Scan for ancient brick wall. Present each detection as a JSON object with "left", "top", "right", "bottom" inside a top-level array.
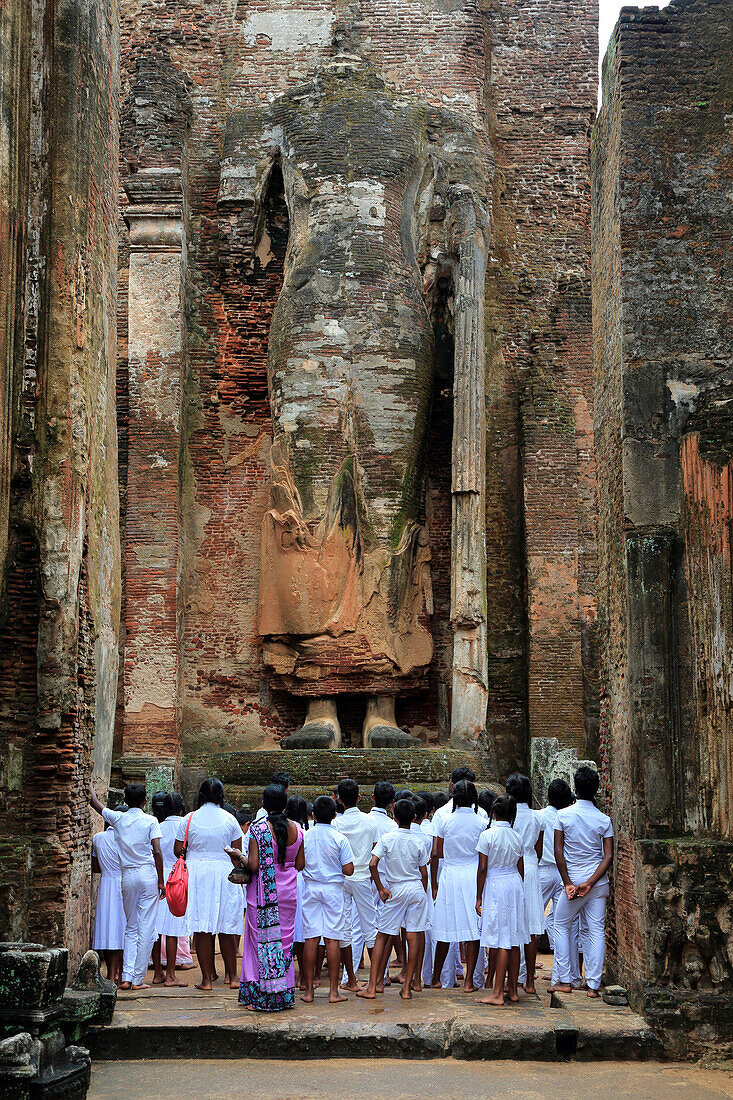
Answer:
[
  {"left": 592, "top": 0, "right": 733, "bottom": 1051},
  {"left": 116, "top": 0, "right": 597, "bottom": 774},
  {"left": 0, "top": 0, "right": 120, "bottom": 963}
]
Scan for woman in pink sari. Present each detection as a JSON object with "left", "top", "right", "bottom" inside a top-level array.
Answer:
[{"left": 238, "top": 784, "right": 304, "bottom": 1011}]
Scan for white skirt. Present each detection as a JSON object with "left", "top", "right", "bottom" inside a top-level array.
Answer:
[
  {"left": 523, "top": 856, "right": 545, "bottom": 937},
  {"left": 92, "top": 875, "right": 126, "bottom": 951},
  {"left": 480, "top": 869, "right": 529, "bottom": 950},
  {"left": 183, "top": 858, "right": 245, "bottom": 935},
  {"left": 432, "top": 861, "right": 479, "bottom": 942},
  {"left": 157, "top": 863, "right": 188, "bottom": 937},
  {"left": 294, "top": 872, "right": 304, "bottom": 944}
]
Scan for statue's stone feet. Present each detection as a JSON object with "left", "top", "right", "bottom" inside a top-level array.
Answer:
[
  {"left": 281, "top": 698, "right": 342, "bottom": 750},
  {"left": 362, "top": 695, "right": 420, "bottom": 748},
  {"left": 365, "top": 725, "right": 422, "bottom": 749}
]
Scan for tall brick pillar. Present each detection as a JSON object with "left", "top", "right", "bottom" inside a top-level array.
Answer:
[{"left": 122, "top": 168, "right": 184, "bottom": 770}]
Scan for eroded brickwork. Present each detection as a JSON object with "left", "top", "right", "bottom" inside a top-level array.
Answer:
[
  {"left": 592, "top": 0, "right": 733, "bottom": 1053},
  {"left": 0, "top": 0, "right": 120, "bottom": 963}
]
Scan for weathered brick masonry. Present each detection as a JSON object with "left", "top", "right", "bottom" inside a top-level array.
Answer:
[
  {"left": 115, "top": 0, "right": 598, "bottom": 774},
  {"left": 0, "top": 0, "right": 120, "bottom": 962},
  {"left": 592, "top": 0, "right": 733, "bottom": 1054}
]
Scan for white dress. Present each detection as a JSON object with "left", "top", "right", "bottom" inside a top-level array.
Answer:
[
  {"left": 92, "top": 831, "right": 126, "bottom": 951},
  {"left": 513, "top": 803, "right": 545, "bottom": 937},
  {"left": 476, "top": 822, "right": 529, "bottom": 950},
  {"left": 175, "top": 804, "right": 245, "bottom": 935},
  {"left": 431, "top": 807, "right": 485, "bottom": 942},
  {"left": 157, "top": 815, "right": 188, "bottom": 937}
]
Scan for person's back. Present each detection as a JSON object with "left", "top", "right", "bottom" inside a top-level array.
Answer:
[
  {"left": 438, "top": 808, "right": 484, "bottom": 864},
  {"left": 186, "top": 803, "right": 240, "bottom": 862},
  {"left": 93, "top": 829, "right": 122, "bottom": 878},
  {"left": 373, "top": 827, "right": 426, "bottom": 887},
  {"left": 338, "top": 805, "right": 378, "bottom": 880},
  {"left": 539, "top": 804, "right": 559, "bottom": 865},
  {"left": 159, "top": 814, "right": 184, "bottom": 869},
  {"left": 105, "top": 805, "right": 160, "bottom": 872},
  {"left": 556, "top": 799, "right": 613, "bottom": 885},
  {"left": 303, "top": 820, "right": 352, "bottom": 885},
  {"left": 477, "top": 822, "right": 523, "bottom": 871}
]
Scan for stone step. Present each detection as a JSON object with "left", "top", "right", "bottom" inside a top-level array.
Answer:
[
  {"left": 180, "top": 747, "right": 495, "bottom": 787},
  {"left": 88, "top": 982, "right": 665, "bottom": 1062}
]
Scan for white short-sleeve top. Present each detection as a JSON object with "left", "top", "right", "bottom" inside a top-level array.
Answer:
[
  {"left": 555, "top": 800, "right": 614, "bottom": 885},
  {"left": 101, "top": 806, "right": 161, "bottom": 872},
  {"left": 539, "top": 805, "right": 559, "bottom": 866},
  {"left": 373, "top": 828, "right": 428, "bottom": 886},
  {"left": 92, "top": 829, "right": 122, "bottom": 878},
  {"left": 175, "top": 803, "right": 242, "bottom": 863},
  {"left": 302, "top": 823, "right": 355, "bottom": 885},
  {"left": 435, "top": 806, "right": 486, "bottom": 864},
  {"left": 475, "top": 821, "right": 523, "bottom": 870},
  {"left": 159, "top": 815, "right": 184, "bottom": 867},
  {"left": 513, "top": 802, "right": 543, "bottom": 858}
]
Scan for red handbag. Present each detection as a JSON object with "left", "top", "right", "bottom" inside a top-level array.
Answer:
[{"left": 165, "top": 812, "right": 192, "bottom": 917}]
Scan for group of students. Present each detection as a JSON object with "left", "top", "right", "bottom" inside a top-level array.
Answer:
[{"left": 88, "top": 762, "right": 614, "bottom": 1008}]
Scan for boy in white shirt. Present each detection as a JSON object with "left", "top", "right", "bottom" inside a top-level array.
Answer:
[
  {"left": 551, "top": 766, "right": 614, "bottom": 998},
  {"left": 335, "top": 779, "right": 379, "bottom": 987},
  {"left": 357, "top": 798, "right": 429, "bottom": 1002},
  {"left": 301, "top": 795, "right": 355, "bottom": 1004},
  {"left": 89, "top": 781, "right": 164, "bottom": 990}
]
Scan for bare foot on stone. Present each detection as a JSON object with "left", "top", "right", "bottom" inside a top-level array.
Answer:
[
  {"left": 130, "top": 983, "right": 150, "bottom": 991},
  {"left": 477, "top": 995, "right": 504, "bottom": 1006},
  {"left": 119, "top": 982, "right": 132, "bottom": 991},
  {"left": 400, "top": 989, "right": 412, "bottom": 1001},
  {"left": 356, "top": 989, "right": 376, "bottom": 999},
  {"left": 164, "top": 978, "right": 188, "bottom": 987},
  {"left": 300, "top": 992, "right": 314, "bottom": 1003},
  {"left": 329, "top": 992, "right": 348, "bottom": 1004},
  {"left": 548, "top": 984, "right": 573, "bottom": 993},
  {"left": 152, "top": 976, "right": 166, "bottom": 985},
  {"left": 341, "top": 980, "right": 362, "bottom": 992},
  {"left": 195, "top": 982, "right": 213, "bottom": 992},
  {"left": 524, "top": 984, "right": 536, "bottom": 995},
  {"left": 412, "top": 981, "right": 422, "bottom": 992},
  {"left": 587, "top": 989, "right": 601, "bottom": 998}
]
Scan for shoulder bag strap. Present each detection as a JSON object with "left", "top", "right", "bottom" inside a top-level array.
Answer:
[{"left": 182, "top": 812, "right": 193, "bottom": 859}]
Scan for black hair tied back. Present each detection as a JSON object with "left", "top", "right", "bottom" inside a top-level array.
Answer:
[{"left": 263, "top": 783, "right": 289, "bottom": 865}]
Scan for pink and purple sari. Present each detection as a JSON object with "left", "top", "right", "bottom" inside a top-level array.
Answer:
[{"left": 239, "top": 818, "right": 299, "bottom": 1012}]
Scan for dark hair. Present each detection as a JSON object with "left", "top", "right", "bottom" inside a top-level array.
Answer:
[
  {"left": 478, "top": 790, "right": 496, "bottom": 818},
  {"left": 124, "top": 783, "right": 146, "bottom": 809},
  {"left": 113, "top": 802, "right": 128, "bottom": 813},
  {"left": 151, "top": 791, "right": 167, "bottom": 821},
  {"left": 306, "top": 801, "right": 314, "bottom": 818},
  {"left": 452, "top": 779, "right": 478, "bottom": 811},
  {"left": 337, "top": 778, "right": 359, "bottom": 808},
  {"left": 236, "top": 808, "right": 253, "bottom": 829},
  {"left": 574, "top": 765, "right": 600, "bottom": 803},
  {"left": 451, "top": 766, "right": 475, "bottom": 785},
  {"left": 262, "top": 784, "right": 289, "bottom": 865},
  {"left": 506, "top": 773, "right": 533, "bottom": 805},
  {"left": 413, "top": 796, "right": 428, "bottom": 822},
  {"left": 313, "top": 795, "right": 337, "bottom": 824},
  {"left": 286, "top": 794, "right": 309, "bottom": 830},
  {"left": 547, "top": 778, "right": 574, "bottom": 810},
  {"left": 416, "top": 790, "right": 434, "bottom": 814},
  {"left": 492, "top": 794, "right": 517, "bottom": 825},
  {"left": 432, "top": 791, "right": 450, "bottom": 811},
  {"left": 223, "top": 802, "right": 238, "bottom": 819},
  {"left": 197, "top": 777, "right": 225, "bottom": 808},
  {"left": 373, "top": 781, "right": 396, "bottom": 809},
  {"left": 394, "top": 798, "right": 415, "bottom": 827},
  {"left": 394, "top": 788, "right": 414, "bottom": 802},
  {"left": 163, "top": 791, "right": 185, "bottom": 819},
  {"left": 271, "top": 771, "right": 290, "bottom": 790}
]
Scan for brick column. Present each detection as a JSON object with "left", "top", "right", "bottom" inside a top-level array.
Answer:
[{"left": 122, "top": 168, "right": 184, "bottom": 764}]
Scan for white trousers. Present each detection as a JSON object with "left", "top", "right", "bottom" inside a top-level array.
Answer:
[
  {"left": 539, "top": 865, "right": 581, "bottom": 986},
  {"left": 553, "top": 880, "right": 608, "bottom": 990},
  {"left": 121, "top": 866, "right": 159, "bottom": 985},
  {"left": 341, "top": 878, "right": 377, "bottom": 958}
]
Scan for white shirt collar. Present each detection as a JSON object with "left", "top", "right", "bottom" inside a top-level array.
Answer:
[
  {"left": 342, "top": 806, "right": 361, "bottom": 817},
  {"left": 493, "top": 820, "right": 511, "bottom": 829},
  {"left": 371, "top": 807, "right": 388, "bottom": 815}
]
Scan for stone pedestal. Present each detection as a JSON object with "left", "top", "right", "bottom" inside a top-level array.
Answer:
[{"left": 0, "top": 944, "right": 117, "bottom": 1100}]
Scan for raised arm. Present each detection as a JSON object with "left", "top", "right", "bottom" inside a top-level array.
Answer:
[{"left": 89, "top": 780, "right": 105, "bottom": 817}]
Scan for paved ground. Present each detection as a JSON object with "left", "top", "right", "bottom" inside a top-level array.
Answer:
[
  {"left": 89, "top": 1057, "right": 733, "bottom": 1100},
  {"left": 88, "top": 952, "right": 660, "bottom": 1062}
]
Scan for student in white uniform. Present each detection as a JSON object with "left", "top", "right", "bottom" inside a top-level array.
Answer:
[
  {"left": 551, "top": 766, "right": 614, "bottom": 998},
  {"left": 174, "top": 778, "right": 244, "bottom": 992},
  {"left": 475, "top": 794, "right": 528, "bottom": 1005},
  {"left": 357, "top": 798, "right": 429, "bottom": 1002},
  {"left": 285, "top": 794, "right": 309, "bottom": 988},
  {"left": 431, "top": 781, "right": 485, "bottom": 992},
  {"left": 88, "top": 781, "right": 164, "bottom": 991},
  {"left": 506, "top": 774, "right": 544, "bottom": 995},
  {"left": 409, "top": 795, "right": 433, "bottom": 990},
  {"left": 91, "top": 814, "right": 126, "bottom": 986},
  {"left": 335, "top": 779, "right": 378, "bottom": 987},
  {"left": 300, "top": 795, "right": 355, "bottom": 1004},
  {"left": 153, "top": 791, "right": 189, "bottom": 987},
  {"left": 430, "top": 769, "right": 489, "bottom": 989},
  {"left": 539, "top": 779, "right": 581, "bottom": 988}
]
